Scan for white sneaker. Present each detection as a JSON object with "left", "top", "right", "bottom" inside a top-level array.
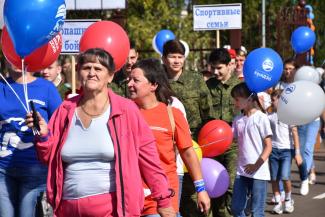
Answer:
[
  {"left": 300, "top": 180, "right": 309, "bottom": 196},
  {"left": 271, "top": 191, "right": 285, "bottom": 204},
  {"left": 272, "top": 202, "right": 283, "bottom": 214},
  {"left": 280, "top": 191, "right": 285, "bottom": 202},
  {"left": 284, "top": 199, "right": 294, "bottom": 213},
  {"left": 309, "top": 173, "right": 316, "bottom": 185}
]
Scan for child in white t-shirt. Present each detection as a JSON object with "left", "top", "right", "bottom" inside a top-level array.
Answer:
[
  {"left": 230, "top": 82, "right": 273, "bottom": 217},
  {"left": 268, "top": 89, "right": 302, "bottom": 214}
]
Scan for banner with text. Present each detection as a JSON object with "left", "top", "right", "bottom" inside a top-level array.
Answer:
[
  {"left": 60, "top": 20, "right": 99, "bottom": 54},
  {"left": 65, "top": 0, "right": 126, "bottom": 10},
  {"left": 193, "top": 4, "right": 242, "bottom": 31}
]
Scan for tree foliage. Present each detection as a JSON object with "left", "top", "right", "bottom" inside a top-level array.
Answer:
[
  {"left": 126, "top": 0, "right": 325, "bottom": 68},
  {"left": 1, "top": 0, "right": 324, "bottom": 72}
]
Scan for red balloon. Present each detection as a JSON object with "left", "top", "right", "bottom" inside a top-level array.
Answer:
[
  {"left": 79, "top": 21, "right": 130, "bottom": 72},
  {"left": 198, "top": 120, "right": 233, "bottom": 158},
  {"left": 1, "top": 26, "right": 62, "bottom": 72}
]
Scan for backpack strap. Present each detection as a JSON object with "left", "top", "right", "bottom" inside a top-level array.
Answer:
[{"left": 166, "top": 105, "right": 175, "bottom": 144}]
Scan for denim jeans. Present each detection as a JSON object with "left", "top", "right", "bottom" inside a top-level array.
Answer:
[
  {"left": 298, "top": 119, "right": 320, "bottom": 181},
  {"left": 231, "top": 175, "right": 268, "bottom": 217},
  {"left": 0, "top": 165, "right": 47, "bottom": 217},
  {"left": 177, "top": 175, "right": 183, "bottom": 217},
  {"left": 269, "top": 148, "right": 293, "bottom": 180}
]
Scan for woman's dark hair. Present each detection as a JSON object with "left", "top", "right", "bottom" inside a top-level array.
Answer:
[
  {"left": 162, "top": 39, "right": 185, "bottom": 57},
  {"left": 77, "top": 48, "right": 115, "bottom": 73},
  {"left": 231, "top": 82, "right": 265, "bottom": 113},
  {"left": 132, "top": 58, "right": 174, "bottom": 105},
  {"left": 270, "top": 89, "right": 283, "bottom": 99}
]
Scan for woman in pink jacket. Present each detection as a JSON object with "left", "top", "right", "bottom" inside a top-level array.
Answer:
[{"left": 26, "top": 48, "right": 175, "bottom": 217}]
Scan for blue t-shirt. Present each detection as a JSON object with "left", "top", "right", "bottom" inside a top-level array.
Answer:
[{"left": 0, "top": 77, "right": 62, "bottom": 168}]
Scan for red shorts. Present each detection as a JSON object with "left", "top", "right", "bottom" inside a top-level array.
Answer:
[{"left": 57, "top": 192, "right": 118, "bottom": 217}]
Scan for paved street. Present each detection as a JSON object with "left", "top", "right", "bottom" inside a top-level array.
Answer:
[{"left": 265, "top": 142, "right": 325, "bottom": 217}]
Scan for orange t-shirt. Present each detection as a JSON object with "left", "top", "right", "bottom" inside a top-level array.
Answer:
[{"left": 140, "top": 102, "right": 192, "bottom": 215}]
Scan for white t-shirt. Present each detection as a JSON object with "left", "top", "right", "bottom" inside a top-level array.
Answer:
[
  {"left": 268, "top": 112, "right": 294, "bottom": 149},
  {"left": 274, "top": 82, "right": 290, "bottom": 90},
  {"left": 171, "top": 96, "right": 187, "bottom": 175},
  {"left": 232, "top": 110, "right": 272, "bottom": 180},
  {"left": 171, "top": 96, "right": 187, "bottom": 119}
]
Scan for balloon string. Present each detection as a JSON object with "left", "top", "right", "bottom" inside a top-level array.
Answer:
[
  {"left": 21, "top": 58, "right": 30, "bottom": 113},
  {"left": 21, "top": 59, "right": 38, "bottom": 135},
  {"left": 247, "top": 93, "right": 254, "bottom": 101},
  {"left": 0, "top": 73, "right": 28, "bottom": 113},
  {"left": 196, "top": 138, "right": 229, "bottom": 148}
]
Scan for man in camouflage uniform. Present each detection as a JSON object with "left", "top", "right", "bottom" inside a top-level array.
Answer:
[
  {"left": 41, "top": 59, "right": 70, "bottom": 100},
  {"left": 162, "top": 39, "right": 215, "bottom": 217},
  {"left": 109, "top": 41, "right": 139, "bottom": 97},
  {"left": 206, "top": 48, "right": 241, "bottom": 217}
]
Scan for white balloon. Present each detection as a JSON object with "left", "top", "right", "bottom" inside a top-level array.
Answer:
[
  {"left": 294, "top": 65, "right": 321, "bottom": 84},
  {"left": 316, "top": 67, "right": 324, "bottom": 77},
  {"left": 180, "top": 40, "right": 190, "bottom": 58},
  {"left": 152, "top": 34, "right": 161, "bottom": 55},
  {"left": 278, "top": 81, "right": 325, "bottom": 125}
]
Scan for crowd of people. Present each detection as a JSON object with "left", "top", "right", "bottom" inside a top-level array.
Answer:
[{"left": 0, "top": 38, "right": 325, "bottom": 217}]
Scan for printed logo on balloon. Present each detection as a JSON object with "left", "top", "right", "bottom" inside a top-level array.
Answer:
[
  {"left": 278, "top": 81, "right": 325, "bottom": 125},
  {"left": 280, "top": 84, "right": 296, "bottom": 105},
  {"left": 244, "top": 48, "right": 283, "bottom": 93},
  {"left": 262, "top": 59, "right": 274, "bottom": 72},
  {"left": 4, "top": 0, "right": 66, "bottom": 57},
  {"left": 284, "top": 84, "right": 296, "bottom": 94},
  {"left": 47, "top": 4, "right": 66, "bottom": 40},
  {"left": 1, "top": 26, "right": 63, "bottom": 72}
]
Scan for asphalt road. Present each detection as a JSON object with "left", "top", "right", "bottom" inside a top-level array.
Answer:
[{"left": 265, "top": 143, "right": 325, "bottom": 217}]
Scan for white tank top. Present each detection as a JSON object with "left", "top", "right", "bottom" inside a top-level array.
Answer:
[{"left": 61, "top": 106, "right": 116, "bottom": 199}]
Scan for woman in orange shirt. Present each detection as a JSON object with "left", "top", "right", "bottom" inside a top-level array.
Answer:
[{"left": 127, "top": 58, "right": 210, "bottom": 216}]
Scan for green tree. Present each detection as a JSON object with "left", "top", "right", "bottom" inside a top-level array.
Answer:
[
  {"left": 127, "top": 0, "right": 324, "bottom": 67},
  {"left": 127, "top": 0, "right": 215, "bottom": 70},
  {"left": 1, "top": 0, "right": 323, "bottom": 70}
]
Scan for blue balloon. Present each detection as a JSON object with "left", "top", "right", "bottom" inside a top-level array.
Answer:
[
  {"left": 4, "top": 0, "right": 66, "bottom": 57},
  {"left": 307, "top": 12, "right": 315, "bottom": 20},
  {"left": 155, "top": 30, "right": 176, "bottom": 54},
  {"left": 305, "top": 5, "right": 313, "bottom": 12},
  {"left": 243, "top": 48, "right": 283, "bottom": 92},
  {"left": 291, "top": 26, "right": 316, "bottom": 54}
]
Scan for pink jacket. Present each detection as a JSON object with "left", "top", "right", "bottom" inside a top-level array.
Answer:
[{"left": 36, "top": 89, "right": 172, "bottom": 217}]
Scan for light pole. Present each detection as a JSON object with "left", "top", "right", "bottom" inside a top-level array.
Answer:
[{"left": 262, "top": 0, "right": 266, "bottom": 47}]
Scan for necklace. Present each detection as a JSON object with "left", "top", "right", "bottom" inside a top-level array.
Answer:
[{"left": 80, "top": 97, "right": 109, "bottom": 117}]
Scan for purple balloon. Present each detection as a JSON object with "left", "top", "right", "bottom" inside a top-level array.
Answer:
[{"left": 201, "top": 158, "right": 230, "bottom": 198}]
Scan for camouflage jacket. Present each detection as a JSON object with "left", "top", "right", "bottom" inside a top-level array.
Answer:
[
  {"left": 109, "top": 70, "right": 129, "bottom": 97},
  {"left": 169, "top": 70, "right": 216, "bottom": 139},
  {"left": 57, "top": 82, "right": 70, "bottom": 100},
  {"left": 205, "top": 75, "right": 241, "bottom": 123}
]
